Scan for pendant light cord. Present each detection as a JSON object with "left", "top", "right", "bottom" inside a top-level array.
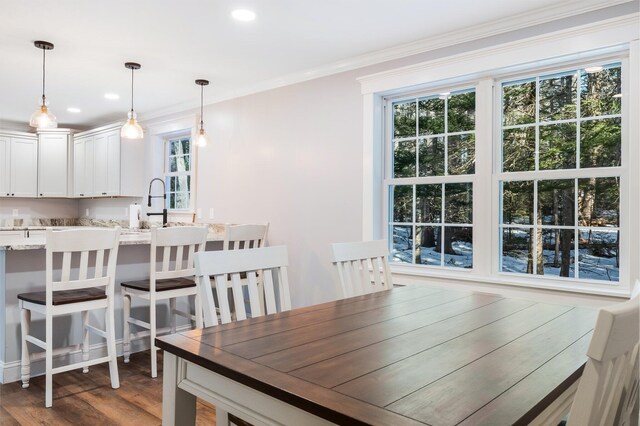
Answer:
[
  {"left": 200, "top": 85, "right": 204, "bottom": 128},
  {"left": 130, "top": 67, "right": 135, "bottom": 112},
  {"left": 41, "top": 48, "right": 46, "bottom": 105}
]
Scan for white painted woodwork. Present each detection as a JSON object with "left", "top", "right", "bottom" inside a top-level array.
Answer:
[
  {"left": 0, "top": 136, "right": 10, "bottom": 196},
  {"left": 195, "top": 246, "right": 292, "bottom": 328},
  {"left": 9, "top": 137, "right": 38, "bottom": 198},
  {"left": 93, "top": 132, "right": 108, "bottom": 196},
  {"left": 37, "top": 131, "right": 69, "bottom": 197},
  {"left": 121, "top": 226, "right": 208, "bottom": 378},
  {"left": 567, "top": 296, "right": 640, "bottom": 425},
  {"left": 330, "top": 239, "right": 393, "bottom": 299},
  {"left": 223, "top": 223, "right": 269, "bottom": 250},
  {"left": 18, "top": 227, "right": 121, "bottom": 407},
  {"left": 73, "top": 137, "right": 87, "bottom": 197},
  {"left": 73, "top": 125, "right": 143, "bottom": 198}
]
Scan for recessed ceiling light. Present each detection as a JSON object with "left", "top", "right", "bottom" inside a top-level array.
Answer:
[
  {"left": 231, "top": 9, "right": 256, "bottom": 22},
  {"left": 584, "top": 66, "right": 603, "bottom": 73},
  {"left": 67, "top": 107, "right": 81, "bottom": 113},
  {"left": 104, "top": 93, "right": 120, "bottom": 100}
]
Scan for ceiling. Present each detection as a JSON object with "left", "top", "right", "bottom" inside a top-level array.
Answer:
[{"left": 0, "top": 0, "right": 628, "bottom": 129}]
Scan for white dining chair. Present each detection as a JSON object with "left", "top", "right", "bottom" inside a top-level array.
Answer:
[
  {"left": 121, "top": 226, "right": 208, "bottom": 378},
  {"left": 223, "top": 223, "right": 269, "bottom": 250},
  {"left": 566, "top": 295, "right": 639, "bottom": 425},
  {"left": 194, "top": 245, "right": 291, "bottom": 426},
  {"left": 18, "top": 227, "right": 121, "bottom": 407},
  {"left": 195, "top": 245, "right": 291, "bottom": 327},
  {"left": 330, "top": 239, "right": 393, "bottom": 299}
]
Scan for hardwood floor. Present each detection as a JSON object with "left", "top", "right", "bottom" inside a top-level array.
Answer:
[{"left": 0, "top": 351, "right": 216, "bottom": 425}]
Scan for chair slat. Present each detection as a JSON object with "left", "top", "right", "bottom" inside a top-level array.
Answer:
[
  {"left": 61, "top": 252, "right": 72, "bottom": 282},
  {"left": 214, "top": 275, "right": 233, "bottom": 324},
  {"left": 162, "top": 246, "right": 171, "bottom": 272},
  {"left": 231, "top": 272, "right": 247, "bottom": 321},
  {"left": 186, "top": 244, "right": 195, "bottom": 272},
  {"left": 175, "top": 246, "right": 184, "bottom": 271},
  {"left": 198, "top": 275, "right": 219, "bottom": 328},
  {"left": 278, "top": 267, "right": 291, "bottom": 312},
  {"left": 79, "top": 251, "right": 89, "bottom": 280},
  {"left": 263, "top": 270, "right": 277, "bottom": 315},
  {"left": 246, "top": 272, "right": 261, "bottom": 317},
  {"left": 94, "top": 249, "right": 105, "bottom": 279}
]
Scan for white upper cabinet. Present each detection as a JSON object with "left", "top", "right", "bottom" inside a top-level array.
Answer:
[
  {"left": 0, "top": 134, "right": 38, "bottom": 198},
  {"left": 72, "top": 124, "right": 143, "bottom": 198},
  {"left": 0, "top": 136, "right": 10, "bottom": 196},
  {"left": 38, "top": 131, "right": 70, "bottom": 197}
]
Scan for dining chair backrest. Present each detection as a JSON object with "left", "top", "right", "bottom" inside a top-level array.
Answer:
[
  {"left": 330, "top": 239, "right": 393, "bottom": 298},
  {"left": 46, "top": 227, "right": 121, "bottom": 304},
  {"left": 567, "top": 295, "right": 639, "bottom": 426},
  {"left": 195, "top": 246, "right": 291, "bottom": 327},
  {"left": 150, "top": 226, "right": 208, "bottom": 283},
  {"left": 223, "top": 223, "right": 269, "bottom": 250}
]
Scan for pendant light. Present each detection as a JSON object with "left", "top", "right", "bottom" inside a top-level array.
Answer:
[
  {"left": 29, "top": 41, "right": 57, "bottom": 129},
  {"left": 195, "top": 79, "right": 209, "bottom": 147},
  {"left": 120, "top": 62, "right": 144, "bottom": 139}
]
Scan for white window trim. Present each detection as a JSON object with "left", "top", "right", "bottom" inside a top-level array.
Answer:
[{"left": 359, "top": 14, "right": 639, "bottom": 297}]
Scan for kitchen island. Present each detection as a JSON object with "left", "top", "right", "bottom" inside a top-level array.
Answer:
[{"left": 0, "top": 224, "right": 225, "bottom": 383}]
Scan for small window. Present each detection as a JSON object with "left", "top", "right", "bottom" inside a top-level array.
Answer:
[{"left": 165, "top": 136, "right": 192, "bottom": 210}]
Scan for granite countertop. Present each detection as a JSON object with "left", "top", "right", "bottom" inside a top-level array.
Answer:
[{"left": 0, "top": 219, "right": 226, "bottom": 250}]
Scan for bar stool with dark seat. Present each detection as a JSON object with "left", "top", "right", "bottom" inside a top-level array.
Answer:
[
  {"left": 121, "top": 225, "right": 208, "bottom": 378},
  {"left": 18, "top": 227, "right": 122, "bottom": 407}
]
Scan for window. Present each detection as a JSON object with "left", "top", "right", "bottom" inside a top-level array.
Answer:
[
  {"left": 499, "top": 63, "right": 622, "bottom": 282},
  {"left": 165, "top": 136, "right": 192, "bottom": 210},
  {"left": 388, "top": 89, "right": 475, "bottom": 268}
]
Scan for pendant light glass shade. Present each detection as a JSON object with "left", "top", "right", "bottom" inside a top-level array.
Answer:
[
  {"left": 121, "top": 62, "right": 144, "bottom": 139},
  {"left": 30, "top": 103, "right": 57, "bottom": 129},
  {"left": 121, "top": 110, "right": 144, "bottom": 139},
  {"left": 196, "top": 127, "right": 208, "bottom": 147},
  {"left": 195, "top": 79, "right": 210, "bottom": 147},
  {"left": 30, "top": 41, "right": 57, "bottom": 129}
]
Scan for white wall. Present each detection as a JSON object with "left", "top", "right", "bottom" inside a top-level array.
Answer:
[{"left": 150, "top": 3, "right": 637, "bottom": 309}]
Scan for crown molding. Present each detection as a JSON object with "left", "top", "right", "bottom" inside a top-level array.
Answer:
[
  {"left": 139, "top": 0, "right": 637, "bottom": 123},
  {"left": 358, "top": 13, "right": 639, "bottom": 95}
]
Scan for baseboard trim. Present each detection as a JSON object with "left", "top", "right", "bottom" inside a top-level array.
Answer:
[{"left": 0, "top": 325, "right": 193, "bottom": 384}]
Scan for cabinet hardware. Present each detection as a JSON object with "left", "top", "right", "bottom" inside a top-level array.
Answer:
[{"left": 102, "top": 192, "right": 107, "bottom": 195}]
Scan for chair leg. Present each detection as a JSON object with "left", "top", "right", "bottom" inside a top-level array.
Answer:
[
  {"left": 122, "top": 290, "right": 131, "bottom": 364},
  {"left": 45, "top": 313, "right": 53, "bottom": 408},
  {"left": 169, "top": 298, "right": 176, "bottom": 334},
  {"left": 20, "top": 307, "right": 31, "bottom": 389},
  {"left": 105, "top": 301, "right": 120, "bottom": 389},
  {"left": 81, "top": 310, "right": 90, "bottom": 373},
  {"left": 194, "top": 293, "right": 203, "bottom": 329},
  {"left": 150, "top": 300, "right": 157, "bottom": 378}
]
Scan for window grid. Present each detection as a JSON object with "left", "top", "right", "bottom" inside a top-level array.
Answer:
[
  {"left": 498, "top": 63, "right": 622, "bottom": 283},
  {"left": 388, "top": 88, "right": 476, "bottom": 269},
  {"left": 165, "top": 136, "right": 192, "bottom": 211}
]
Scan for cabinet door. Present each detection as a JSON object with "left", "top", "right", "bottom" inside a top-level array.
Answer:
[
  {"left": 73, "top": 138, "right": 86, "bottom": 196},
  {"left": 10, "top": 137, "right": 38, "bottom": 197},
  {"left": 106, "top": 130, "right": 120, "bottom": 195},
  {"left": 38, "top": 133, "right": 68, "bottom": 197},
  {"left": 93, "top": 133, "right": 108, "bottom": 196},
  {"left": 84, "top": 138, "right": 95, "bottom": 196},
  {"left": 0, "top": 137, "right": 10, "bottom": 197}
]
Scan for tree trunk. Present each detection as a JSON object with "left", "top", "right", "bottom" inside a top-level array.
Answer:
[
  {"left": 560, "top": 187, "right": 574, "bottom": 277},
  {"left": 535, "top": 195, "right": 544, "bottom": 275},
  {"left": 414, "top": 227, "right": 422, "bottom": 263},
  {"left": 553, "top": 189, "right": 560, "bottom": 267}
]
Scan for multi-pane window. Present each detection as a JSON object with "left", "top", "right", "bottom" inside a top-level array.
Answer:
[
  {"left": 165, "top": 136, "right": 192, "bottom": 210},
  {"left": 388, "top": 89, "right": 475, "bottom": 268},
  {"left": 499, "top": 63, "right": 621, "bottom": 282}
]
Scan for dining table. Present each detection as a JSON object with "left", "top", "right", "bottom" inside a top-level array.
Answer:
[{"left": 155, "top": 284, "right": 598, "bottom": 425}]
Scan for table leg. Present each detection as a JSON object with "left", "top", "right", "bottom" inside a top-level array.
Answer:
[{"left": 162, "top": 352, "right": 197, "bottom": 426}]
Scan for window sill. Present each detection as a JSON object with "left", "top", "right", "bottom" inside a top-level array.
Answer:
[{"left": 389, "top": 263, "right": 631, "bottom": 299}]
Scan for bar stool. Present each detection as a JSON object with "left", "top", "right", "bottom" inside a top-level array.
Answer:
[
  {"left": 121, "top": 226, "right": 208, "bottom": 378},
  {"left": 18, "top": 227, "right": 121, "bottom": 407}
]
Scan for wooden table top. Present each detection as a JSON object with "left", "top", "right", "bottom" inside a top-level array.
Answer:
[{"left": 156, "top": 285, "right": 598, "bottom": 425}]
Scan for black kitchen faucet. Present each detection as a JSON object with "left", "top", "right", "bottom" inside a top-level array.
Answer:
[{"left": 147, "top": 178, "right": 167, "bottom": 227}]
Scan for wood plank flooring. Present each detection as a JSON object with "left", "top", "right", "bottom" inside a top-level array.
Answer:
[{"left": 0, "top": 351, "right": 216, "bottom": 425}]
